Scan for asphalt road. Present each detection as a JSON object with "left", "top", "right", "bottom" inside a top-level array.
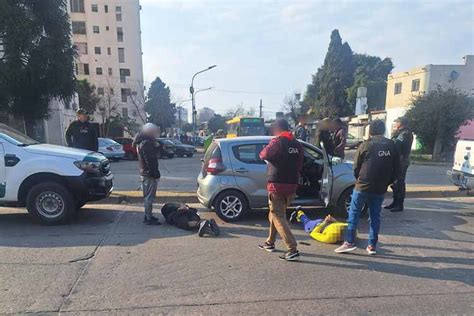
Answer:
[
  {"left": 0, "top": 196, "right": 473, "bottom": 314},
  {"left": 110, "top": 149, "right": 452, "bottom": 192}
]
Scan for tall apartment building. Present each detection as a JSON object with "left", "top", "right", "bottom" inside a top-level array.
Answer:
[
  {"left": 69, "top": 0, "right": 145, "bottom": 135},
  {"left": 385, "top": 55, "right": 474, "bottom": 137}
]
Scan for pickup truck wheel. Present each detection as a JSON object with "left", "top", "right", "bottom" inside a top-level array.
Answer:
[
  {"left": 186, "top": 153, "right": 194, "bottom": 158},
  {"left": 26, "top": 182, "right": 75, "bottom": 225},
  {"left": 214, "top": 190, "right": 248, "bottom": 222}
]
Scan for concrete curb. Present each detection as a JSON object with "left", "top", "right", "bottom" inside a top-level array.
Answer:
[
  {"left": 98, "top": 186, "right": 472, "bottom": 205},
  {"left": 411, "top": 160, "right": 451, "bottom": 167}
]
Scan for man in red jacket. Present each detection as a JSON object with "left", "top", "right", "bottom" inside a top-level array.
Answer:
[{"left": 258, "top": 119, "right": 304, "bottom": 261}]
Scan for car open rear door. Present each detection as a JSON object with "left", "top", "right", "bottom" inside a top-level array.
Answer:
[{"left": 320, "top": 143, "right": 333, "bottom": 207}]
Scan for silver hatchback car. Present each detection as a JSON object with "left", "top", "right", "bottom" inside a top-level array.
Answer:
[{"left": 197, "top": 136, "right": 356, "bottom": 222}]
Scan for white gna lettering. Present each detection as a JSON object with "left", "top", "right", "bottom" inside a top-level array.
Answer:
[
  {"left": 289, "top": 147, "right": 299, "bottom": 154},
  {"left": 378, "top": 150, "right": 391, "bottom": 157}
]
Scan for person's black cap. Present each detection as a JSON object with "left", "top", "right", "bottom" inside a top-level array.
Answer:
[
  {"left": 369, "top": 119, "right": 386, "bottom": 136},
  {"left": 272, "top": 118, "right": 290, "bottom": 131},
  {"left": 394, "top": 116, "right": 408, "bottom": 126},
  {"left": 76, "top": 108, "right": 88, "bottom": 115}
]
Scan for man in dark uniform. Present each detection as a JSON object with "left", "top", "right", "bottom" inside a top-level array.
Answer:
[
  {"left": 258, "top": 119, "right": 304, "bottom": 261},
  {"left": 65, "top": 109, "right": 98, "bottom": 151},
  {"left": 294, "top": 115, "right": 309, "bottom": 142},
  {"left": 385, "top": 117, "right": 414, "bottom": 212},
  {"left": 335, "top": 120, "right": 400, "bottom": 255}
]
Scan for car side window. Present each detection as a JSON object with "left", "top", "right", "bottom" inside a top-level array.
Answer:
[
  {"left": 232, "top": 144, "right": 266, "bottom": 164},
  {"left": 303, "top": 145, "right": 323, "bottom": 161}
]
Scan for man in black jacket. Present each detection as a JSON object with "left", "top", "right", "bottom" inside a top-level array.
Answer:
[
  {"left": 133, "top": 123, "right": 161, "bottom": 225},
  {"left": 385, "top": 117, "right": 414, "bottom": 212},
  {"left": 335, "top": 120, "right": 400, "bottom": 255},
  {"left": 65, "top": 109, "right": 98, "bottom": 151},
  {"left": 161, "top": 203, "right": 220, "bottom": 236}
]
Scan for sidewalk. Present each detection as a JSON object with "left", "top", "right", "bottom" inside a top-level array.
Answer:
[{"left": 107, "top": 184, "right": 470, "bottom": 204}]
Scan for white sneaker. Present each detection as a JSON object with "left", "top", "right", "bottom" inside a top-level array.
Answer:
[{"left": 335, "top": 242, "right": 357, "bottom": 253}]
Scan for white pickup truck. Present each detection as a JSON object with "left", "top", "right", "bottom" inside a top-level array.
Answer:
[
  {"left": 447, "top": 139, "right": 473, "bottom": 191},
  {"left": 0, "top": 123, "right": 113, "bottom": 224}
]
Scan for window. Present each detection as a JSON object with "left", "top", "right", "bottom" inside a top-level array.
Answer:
[
  {"left": 104, "top": 5, "right": 108, "bottom": 13},
  {"left": 72, "top": 21, "right": 86, "bottom": 34},
  {"left": 94, "top": 46, "right": 101, "bottom": 54},
  {"left": 70, "top": 0, "right": 85, "bottom": 13},
  {"left": 120, "top": 68, "right": 130, "bottom": 83},
  {"left": 411, "top": 79, "right": 420, "bottom": 92},
  {"left": 394, "top": 82, "right": 402, "bottom": 95},
  {"left": 91, "top": 4, "right": 98, "bottom": 12},
  {"left": 116, "top": 6, "right": 122, "bottom": 12},
  {"left": 108, "top": 67, "right": 113, "bottom": 75},
  {"left": 117, "top": 27, "right": 123, "bottom": 42},
  {"left": 107, "top": 47, "right": 111, "bottom": 55},
  {"left": 106, "top": 26, "right": 110, "bottom": 31},
  {"left": 116, "top": 12, "right": 122, "bottom": 21},
  {"left": 121, "top": 88, "right": 131, "bottom": 102},
  {"left": 232, "top": 144, "right": 265, "bottom": 164},
  {"left": 83, "top": 63, "right": 90, "bottom": 75},
  {"left": 75, "top": 42, "right": 88, "bottom": 55},
  {"left": 110, "top": 88, "right": 114, "bottom": 95},
  {"left": 118, "top": 48, "right": 125, "bottom": 63},
  {"left": 96, "top": 67, "right": 103, "bottom": 75},
  {"left": 93, "top": 25, "right": 100, "bottom": 34},
  {"left": 97, "top": 87, "right": 104, "bottom": 95},
  {"left": 122, "top": 107, "right": 129, "bottom": 119}
]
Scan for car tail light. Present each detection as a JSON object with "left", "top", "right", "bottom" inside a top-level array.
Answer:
[{"left": 207, "top": 157, "right": 226, "bottom": 175}]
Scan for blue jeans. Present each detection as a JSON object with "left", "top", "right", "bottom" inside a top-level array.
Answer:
[
  {"left": 299, "top": 213, "right": 323, "bottom": 233},
  {"left": 345, "top": 190, "right": 384, "bottom": 247}
]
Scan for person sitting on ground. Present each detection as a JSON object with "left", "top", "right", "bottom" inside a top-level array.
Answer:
[
  {"left": 289, "top": 207, "right": 347, "bottom": 244},
  {"left": 161, "top": 203, "right": 220, "bottom": 237}
]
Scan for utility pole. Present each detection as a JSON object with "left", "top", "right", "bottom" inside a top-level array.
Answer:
[
  {"left": 178, "top": 107, "right": 182, "bottom": 134},
  {"left": 259, "top": 99, "right": 263, "bottom": 118}
]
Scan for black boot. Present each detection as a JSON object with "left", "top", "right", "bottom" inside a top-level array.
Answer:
[
  {"left": 209, "top": 219, "right": 220, "bottom": 236},
  {"left": 198, "top": 220, "right": 213, "bottom": 237},
  {"left": 390, "top": 202, "right": 404, "bottom": 212},
  {"left": 384, "top": 201, "right": 396, "bottom": 210}
]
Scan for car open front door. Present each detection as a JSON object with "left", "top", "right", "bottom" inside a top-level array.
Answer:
[
  {"left": 0, "top": 143, "right": 5, "bottom": 199},
  {"left": 320, "top": 143, "right": 333, "bottom": 207}
]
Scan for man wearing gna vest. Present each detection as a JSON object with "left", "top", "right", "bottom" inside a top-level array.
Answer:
[
  {"left": 335, "top": 120, "right": 400, "bottom": 255},
  {"left": 258, "top": 119, "right": 304, "bottom": 261}
]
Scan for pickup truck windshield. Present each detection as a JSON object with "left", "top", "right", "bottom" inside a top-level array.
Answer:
[{"left": 0, "top": 124, "right": 39, "bottom": 146}]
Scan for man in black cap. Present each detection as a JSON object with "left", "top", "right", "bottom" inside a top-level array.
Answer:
[
  {"left": 385, "top": 117, "right": 413, "bottom": 212},
  {"left": 65, "top": 109, "right": 99, "bottom": 151}
]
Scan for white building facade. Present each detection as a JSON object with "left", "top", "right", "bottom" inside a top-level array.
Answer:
[{"left": 69, "top": 0, "right": 145, "bottom": 135}]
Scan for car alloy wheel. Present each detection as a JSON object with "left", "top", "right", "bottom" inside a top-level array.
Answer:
[
  {"left": 36, "top": 191, "right": 65, "bottom": 219},
  {"left": 220, "top": 195, "right": 243, "bottom": 219}
]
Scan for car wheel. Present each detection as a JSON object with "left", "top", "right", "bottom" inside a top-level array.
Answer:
[
  {"left": 186, "top": 153, "right": 193, "bottom": 158},
  {"left": 335, "top": 187, "right": 368, "bottom": 219},
  {"left": 177, "top": 154, "right": 184, "bottom": 158},
  {"left": 167, "top": 154, "right": 175, "bottom": 159},
  {"left": 26, "top": 182, "right": 75, "bottom": 225},
  {"left": 214, "top": 190, "right": 249, "bottom": 222}
]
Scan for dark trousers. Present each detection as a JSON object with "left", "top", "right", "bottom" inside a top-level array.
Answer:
[{"left": 391, "top": 162, "right": 409, "bottom": 204}]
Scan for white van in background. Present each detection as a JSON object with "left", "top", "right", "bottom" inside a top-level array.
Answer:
[{"left": 448, "top": 139, "right": 474, "bottom": 191}]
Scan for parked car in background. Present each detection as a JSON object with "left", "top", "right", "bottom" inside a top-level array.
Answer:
[
  {"left": 167, "top": 138, "right": 195, "bottom": 157},
  {"left": 447, "top": 139, "right": 474, "bottom": 191},
  {"left": 0, "top": 123, "right": 113, "bottom": 225},
  {"left": 197, "top": 136, "right": 356, "bottom": 222},
  {"left": 98, "top": 138, "right": 125, "bottom": 161},
  {"left": 157, "top": 138, "right": 176, "bottom": 159},
  {"left": 114, "top": 137, "right": 137, "bottom": 160},
  {"left": 345, "top": 133, "right": 363, "bottom": 149}
]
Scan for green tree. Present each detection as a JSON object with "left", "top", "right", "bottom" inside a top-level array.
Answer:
[
  {"left": 346, "top": 54, "right": 393, "bottom": 112},
  {"left": 0, "top": 0, "right": 75, "bottom": 121},
  {"left": 404, "top": 87, "right": 474, "bottom": 160},
  {"left": 304, "top": 30, "right": 354, "bottom": 118},
  {"left": 145, "top": 77, "right": 175, "bottom": 130},
  {"left": 208, "top": 114, "right": 226, "bottom": 133},
  {"left": 75, "top": 79, "right": 100, "bottom": 114}
]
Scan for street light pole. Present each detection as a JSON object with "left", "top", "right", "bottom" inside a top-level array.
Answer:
[{"left": 190, "top": 65, "right": 216, "bottom": 145}]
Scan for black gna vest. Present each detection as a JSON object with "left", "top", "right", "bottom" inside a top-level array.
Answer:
[{"left": 267, "top": 136, "right": 301, "bottom": 184}]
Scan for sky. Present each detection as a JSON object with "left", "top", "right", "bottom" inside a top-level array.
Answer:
[{"left": 140, "top": 0, "right": 474, "bottom": 120}]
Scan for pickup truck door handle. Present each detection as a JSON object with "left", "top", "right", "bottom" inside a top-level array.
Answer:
[{"left": 235, "top": 168, "right": 248, "bottom": 173}]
